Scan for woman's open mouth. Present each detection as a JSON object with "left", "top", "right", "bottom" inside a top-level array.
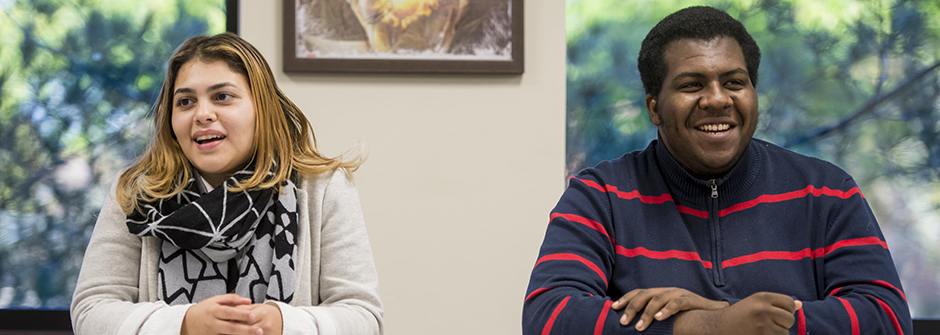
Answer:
[{"left": 193, "top": 134, "right": 226, "bottom": 149}]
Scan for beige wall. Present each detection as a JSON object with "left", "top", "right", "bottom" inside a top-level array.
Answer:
[{"left": 239, "top": 1, "right": 565, "bottom": 334}]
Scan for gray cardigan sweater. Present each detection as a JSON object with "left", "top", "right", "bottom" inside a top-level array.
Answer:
[{"left": 71, "top": 169, "right": 383, "bottom": 335}]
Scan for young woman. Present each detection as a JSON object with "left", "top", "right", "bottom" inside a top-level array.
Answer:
[{"left": 71, "top": 33, "right": 383, "bottom": 335}]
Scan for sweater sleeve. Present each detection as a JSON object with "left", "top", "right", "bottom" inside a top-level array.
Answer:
[
  {"left": 70, "top": 180, "right": 181, "bottom": 335},
  {"left": 523, "top": 173, "right": 676, "bottom": 335},
  {"left": 796, "top": 177, "right": 912, "bottom": 335},
  {"left": 279, "top": 170, "right": 384, "bottom": 335}
]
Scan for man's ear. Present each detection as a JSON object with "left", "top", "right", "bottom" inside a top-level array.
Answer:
[{"left": 645, "top": 93, "right": 662, "bottom": 126}]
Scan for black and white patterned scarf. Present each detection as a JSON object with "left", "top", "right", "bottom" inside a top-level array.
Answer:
[{"left": 126, "top": 170, "right": 297, "bottom": 305}]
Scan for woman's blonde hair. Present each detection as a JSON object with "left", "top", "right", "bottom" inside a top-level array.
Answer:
[{"left": 116, "top": 32, "right": 361, "bottom": 215}]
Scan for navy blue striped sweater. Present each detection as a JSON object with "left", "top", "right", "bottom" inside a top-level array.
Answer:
[{"left": 523, "top": 139, "right": 911, "bottom": 335}]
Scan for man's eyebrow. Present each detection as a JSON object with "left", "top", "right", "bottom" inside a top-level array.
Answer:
[
  {"left": 721, "top": 68, "right": 748, "bottom": 77},
  {"left": 173, "top": 82, "right": 237, "bottom": 96},
  {"left": 673, "top": 72, "right": 706, "bottom": 81},
  {"left": 672, "top": 68, "right": 748, "bottom": 81}
]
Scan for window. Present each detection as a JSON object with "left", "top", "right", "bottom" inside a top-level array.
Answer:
[{"left": 0, "top": 0, "right": 234, "bottom": 328}]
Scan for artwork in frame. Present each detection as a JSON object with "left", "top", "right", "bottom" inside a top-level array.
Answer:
[{"left": 283, "top": 0, "right": 523, "bottom": 74}]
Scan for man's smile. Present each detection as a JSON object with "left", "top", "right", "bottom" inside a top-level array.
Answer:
[{"left": 696, "top": 123, "right": 732, "bottom": 132}]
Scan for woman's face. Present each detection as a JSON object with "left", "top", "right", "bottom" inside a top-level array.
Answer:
[{"left": 171, "top": 60, "right": 256, "bottom": 188}]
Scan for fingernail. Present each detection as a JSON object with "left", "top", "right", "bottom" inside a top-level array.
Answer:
[
  {"left": 249, "top": 313, "right": 256, "bottom": 321},
  {"left": 636, "top": 319, "right": 644, "bottom": 330},
  {"left": 655, "top": 311, "right": 662, "bottom": 319},
  {"left": 256, "top": 329, "right": 263, "bottom": 335},
  {"left": 620, "top": 314, "right": 627, "bottom": 325}
]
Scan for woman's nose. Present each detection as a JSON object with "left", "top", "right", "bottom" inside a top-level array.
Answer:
[{"left": 194, "top": 101, "right": 216, "bottom": 124}]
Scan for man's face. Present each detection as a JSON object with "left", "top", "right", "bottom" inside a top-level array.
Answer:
[{"left": 645, "top": 36, "right": 758, "bottom": 178}]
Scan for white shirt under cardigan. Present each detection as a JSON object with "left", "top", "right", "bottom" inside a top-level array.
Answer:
[{"left": 71, "top": 168, "right": 383, "bottom": 335}]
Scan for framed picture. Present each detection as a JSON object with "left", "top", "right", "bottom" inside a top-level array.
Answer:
[{"left": 283, "top": 0, "right": 524, "bottom": 74}]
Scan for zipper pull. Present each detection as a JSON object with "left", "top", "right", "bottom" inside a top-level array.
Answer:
[{"left": 710, "top": 179, "right": 718, "bottom": 199}]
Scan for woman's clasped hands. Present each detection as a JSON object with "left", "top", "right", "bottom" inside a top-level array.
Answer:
[{"left": 181, "top": 294, "right": 283, "bottom": 335}]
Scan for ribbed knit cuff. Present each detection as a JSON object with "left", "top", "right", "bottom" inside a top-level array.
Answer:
[{"left": 640, "top": 316, "right": 677, "bottom": 335}]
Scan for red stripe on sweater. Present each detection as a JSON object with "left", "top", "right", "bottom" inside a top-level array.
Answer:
[
  {"left": 605, "top": 186, "right": 674, "bottom": 204},
  {"left": 676, "top": 205, "right": 708, "bottom": 218},
  {"left": 798, "top": 306, "right": 806, "bottom": 335},
  {"left": 837, "top": 297, "right": 860, "bottom": 335},
  {"left": 820, "top": 237, "right": 889, "bottom": 256},
  {"left": 869, "top": 280, "right": 907, "bottom": 302},
  {"left": 572, "top": 178, "right": 710, "bottom": 218},
  {"left": 543, "top": 296, "right": 571, "bottom": 335},
  {"left": 830, "top": 280, "right": 906, "bottom": 302},
  {"left": 526, "top": 286, "right": 555, "bottom": 302},
  {"left": 573, "top": 177, "right": 674, "bottom": 204},
  {"left": 865, "top": 294, "right": 904, "bottom": 335},
  {"left": 535, "top": 253, "right": 608, "bottom": 286},
  {"left": 722, "top": 249, "right": 814, "bottom": 268},
  {"left": 551, "top": 213, "right": 614, "bottom": 246},
  {"left": 615, "top": 245, "right": 713, "bottom": 269},
  {"left": 721, "top": 237, "right": 888, "bottom": 268},
  {"left": 719, "top": 185, "right": 864, "bottom": 217},
  {"left": 575, "top": 177, "right": 607, "bottom": 193},
  {"left": 594, "top": 300, "right": 613, "bottom": 335}
]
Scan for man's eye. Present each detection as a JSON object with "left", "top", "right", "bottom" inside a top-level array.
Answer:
[
  {"left": 680, "top": 83, "right": 701, "bottom": 90},
  {"left": 725, "top": 80, "right": 745, "bottom": 89}
]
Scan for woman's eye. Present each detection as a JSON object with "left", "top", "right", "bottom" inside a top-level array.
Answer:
[
  {"left": 216, "top": 93, "right": 232, "bottom": 101},
  {"left": 176, "top": 98, "right": 193, "bottom": 107}
]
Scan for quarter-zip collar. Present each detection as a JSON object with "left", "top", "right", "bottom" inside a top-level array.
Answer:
[
  {"left": 653, "top": 136, "right": 763, "bottom": 288},
  {"left": 653, "top": 135, "right": 762, "bottom": 207}
]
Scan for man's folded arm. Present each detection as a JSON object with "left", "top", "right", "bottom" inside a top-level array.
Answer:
[
  {"left": 522, "top": 174, "right": 677, "bottom": 335},
  {"left": 798, "top": 178, "right": 912, "bottom": 335}
]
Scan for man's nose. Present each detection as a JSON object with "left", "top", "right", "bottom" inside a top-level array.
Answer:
[{"left": 698, "top": 82, "right": 732, "bottom": 111}]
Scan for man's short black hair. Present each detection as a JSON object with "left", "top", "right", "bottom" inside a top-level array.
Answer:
[{"left": 638, "top": 6, "right": 761, "bottom": 97}]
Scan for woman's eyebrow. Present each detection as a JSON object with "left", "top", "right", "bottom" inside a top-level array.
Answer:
[
  {"left": 207, "top": 82, "right": 236, "bottom": 92},
  {"left": 173, "top": 87, "right": 195, "bottom": 96},
  {"left": 173, "top": 82, "right": 237, "bottom": 96}
]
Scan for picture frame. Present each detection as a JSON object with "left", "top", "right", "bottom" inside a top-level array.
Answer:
[{"left": 282, "top": 0, "right": 524, "bottom": 74}]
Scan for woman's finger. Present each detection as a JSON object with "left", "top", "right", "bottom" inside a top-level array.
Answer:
[
  {"left": 213, "top": 304, "right": 256, "bottom": 323},
  {"left": 211, "top": 293, "right": 252, "bottom": 307}
]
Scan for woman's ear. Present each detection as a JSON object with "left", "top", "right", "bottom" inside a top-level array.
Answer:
[{"left": 645, "top": 94, "right": 662, "bottom": 126}]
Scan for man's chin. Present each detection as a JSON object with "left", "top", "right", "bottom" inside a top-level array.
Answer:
[{"left": 690, "top": 155, "right": 740, "bottom": 178}]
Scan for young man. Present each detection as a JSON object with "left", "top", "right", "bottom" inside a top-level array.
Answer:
[{"left": 523, "top": 7, "right": 911, "bottom": 335}]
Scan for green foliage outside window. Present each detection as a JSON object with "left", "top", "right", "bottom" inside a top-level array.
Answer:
[
  {"left": 566, "top": 0, "right": 940, "bottom": 317},
  {"left": 0, "top": 0, "right": 226, "bottom": 309}
]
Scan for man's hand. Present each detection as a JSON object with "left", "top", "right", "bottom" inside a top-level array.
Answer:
[
  {"left": 236, "top": 303, "right": 284, "bottom": 335},
  {"left": 181, "top": 293, "right": 262, "bottom": 335},
  {"left": 675, "top": 292, "right": 802, "bottom": 335},
  {"left": 611, "top": 287, "right": 728, "bottom": 331}
]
